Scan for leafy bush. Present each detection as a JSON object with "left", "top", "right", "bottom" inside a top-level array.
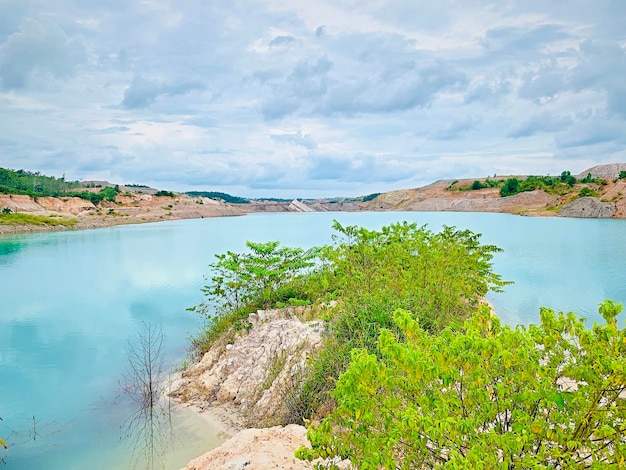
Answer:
[
  {"left": 190, "top": 221, "right": 509, "bottom": 423},
  {"left": 446, "top": 180, "right": 459, "bottom": 190},
  {"left": 499, "top": 177, "right": 520, "bottom": 197},
  {"left": 188, "top": 241, "right": 320, "bottom": 353},
  {"left": 155, "top": 190, "right": 175, "bottom": 197},
  {"left": 579, "top": 187, "right": 599, "bottom": 198},
  {"left": 285, "top": 221, "right": 508, "bottom": 423},
  {"left": 298, "top": 301, "right": 626, "bottom": 468}
]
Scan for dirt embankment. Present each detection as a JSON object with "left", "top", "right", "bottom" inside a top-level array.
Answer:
[
  {"left": 362, "top": 178, "right": 626, "bottom": 219},
  {"left": 172, "top": 305, "right": 350, "bottom": 470},
  {"left": 0, "top": 193, "right": 248, "bottom": 235}
]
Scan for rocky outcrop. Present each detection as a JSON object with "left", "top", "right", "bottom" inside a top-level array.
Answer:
[
  {"left": 37, "top": 196, "right": 96, "bottom": 214},
  {"left": 172, "top": 306, "right": 327, "bottom": 426},
  {"left": 0, "top": 194, "right": 97, "bottom": 215},
  {"left": 558, "top": 197, "right": 617, "bottom": 218},
  {"left": 289, "top": 199, "right": 315, "bottom": 212},
  {"left": 577, "top": 163, "right": 626, "bottom": 179},
  {"left": 0, "top": 194, "right": 53, "bottom": 213},
  {"left": 173, "top": 305, "right": 353, "bottom": 470}
]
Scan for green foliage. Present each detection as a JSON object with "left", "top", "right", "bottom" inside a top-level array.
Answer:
[
  {"left": 1, "top": 207, "right": 11, "bottom": 215},
  {"left": 0, "top": 212, "right": 77, "bottom": 227},
  {"left": 100, "top": 186, "right": 120, "bottom": 202},
  {"left": 450, "top": 179, "right": 500, "bottom": 191},
  {"left": 154, "top": 190, "right": 175, "bottom": 197},
  {"left": 189, "top": 305, "right": 253, "bottom": 354},
  {"left": 65, "top": 186, "right": 119, "bottom": 205},
  {"left": 323, "top": 220, "right": 507, "bottom": 337},
  {"left": 284, "top": 339, "right": 352, "bottom": 425},
  {"left": 288, "top": 221, "right": 508, "bottom": 423},
  {"left": 199, "top": 241, "right": 319, "bottom": 313},
  {"left": 359, "top": 193, "right": 381, "bottom": 202},
  {"left": 189, "top": 241, "right": 320, "bottom": 353},
  {"left": 499, "top": 173, "right": 583, "bottom": 197},
  {"left": 0, "top": 167, "right": 82, "bottom": 197},
  {"left": 559, "top": 170, "right": 577, "bottom": 187},
  {"left": 483, "top": 178, "right": 500, "bottom": 188},
  {"left": 185, "top": 191, "right": 250, "bottom": 204},
  {"left": 620, "top": 170, "right": 626, "bottom": 180},
  {"left": 579, "top": 187, "right": 599, "bottom": 198},
  {"left": 190, "top": 221, "right": 508, "bottom": 423},
  {"left": 298, "top": 301, "right": 626, "bottom": 468},
  {"left": 499, "top": 177, "right": 520, "bottom": 197}
]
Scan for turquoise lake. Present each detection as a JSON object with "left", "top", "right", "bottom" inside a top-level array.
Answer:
[{"left": 1, "top": 211, "right": 626, "bottom": 469}]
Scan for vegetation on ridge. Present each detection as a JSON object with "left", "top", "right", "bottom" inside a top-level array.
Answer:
[
  {"left": 0, "top": 212, "right": 77, "bottom": 227},
  {"left": 190, "top": 220, "right": 626, "bottom": 468},
  {"left": 185, "top": 191, "right": 250, "bottom": 204},
  {"left": 446, "top": 169, "right": 609, "bottom": 198},
  {"left": 190, "top": 220, "right": 508, "bottom": 420},
  {"left": 0, "top": 167, "right": 121, "bottom": 205}
]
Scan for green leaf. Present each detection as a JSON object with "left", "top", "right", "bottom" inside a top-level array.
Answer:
[{"left": 553, "top": 392, "right": 565, "bottom": 411}]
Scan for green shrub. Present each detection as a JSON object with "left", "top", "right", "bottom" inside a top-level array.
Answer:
[
  {"left": 499, "top": 177, "right": 520, "bottom": 197},
  {"left": 579, "top": 187, "right": 598, "bottom": 198},
  {"left": 190, "top": 221, "right": 509, "bottom": 424},
  {"left": 298, "top": 301, "right": 626, "bottom": 468}
]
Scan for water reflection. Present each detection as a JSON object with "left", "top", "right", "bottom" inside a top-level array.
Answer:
[
  {"left": 0, "top": 239, "right": 25, "bottom": 266},
  {"left": 119, "top": 323, "right": 176, "bottom": 470}
]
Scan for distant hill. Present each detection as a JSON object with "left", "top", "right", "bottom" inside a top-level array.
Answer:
[
  {"left": 361, "top": 164, "right": 626, "bottom": 219},
  {"left": 577, "top": 163, "right": 626, "bottom": 179}
]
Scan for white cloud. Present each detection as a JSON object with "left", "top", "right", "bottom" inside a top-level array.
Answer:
[{"left": 0, "top": 0, "right": 624, "bottom": 198}]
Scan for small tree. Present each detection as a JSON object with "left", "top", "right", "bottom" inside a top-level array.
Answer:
[
  {"left": 565, "top": 174, "right": 577, "bottom": 187},
  {"left": 471, "top": 180, "right": 485, "bottom": 190},
  {"left": 298, "top": 301, "right": 626, "bottom": 468},
  {"left": 499, "top": 177, "right": 520, "bottom": 197},
  {"left": 121, "top": 323, "right": 172, "bottom": 469},
  {"left": 196, "top": 241, "right": 319, "bottom": 315}
]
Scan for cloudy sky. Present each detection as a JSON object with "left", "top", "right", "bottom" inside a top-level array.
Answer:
[{"left": 1, "top": 0, "right": 625, "bottom": 198}]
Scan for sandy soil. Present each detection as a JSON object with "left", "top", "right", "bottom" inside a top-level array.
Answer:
[{"left": 0, "top": 193, "right": 250, "bottom": 236}]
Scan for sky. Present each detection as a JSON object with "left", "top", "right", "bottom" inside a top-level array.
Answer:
[{"left": 0, "top": 0, "right": 625, "bottom": 198}]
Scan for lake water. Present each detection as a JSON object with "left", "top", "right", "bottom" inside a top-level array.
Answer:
[{"left": 1, "top": 211, "right": 625, "bottom": 469}]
